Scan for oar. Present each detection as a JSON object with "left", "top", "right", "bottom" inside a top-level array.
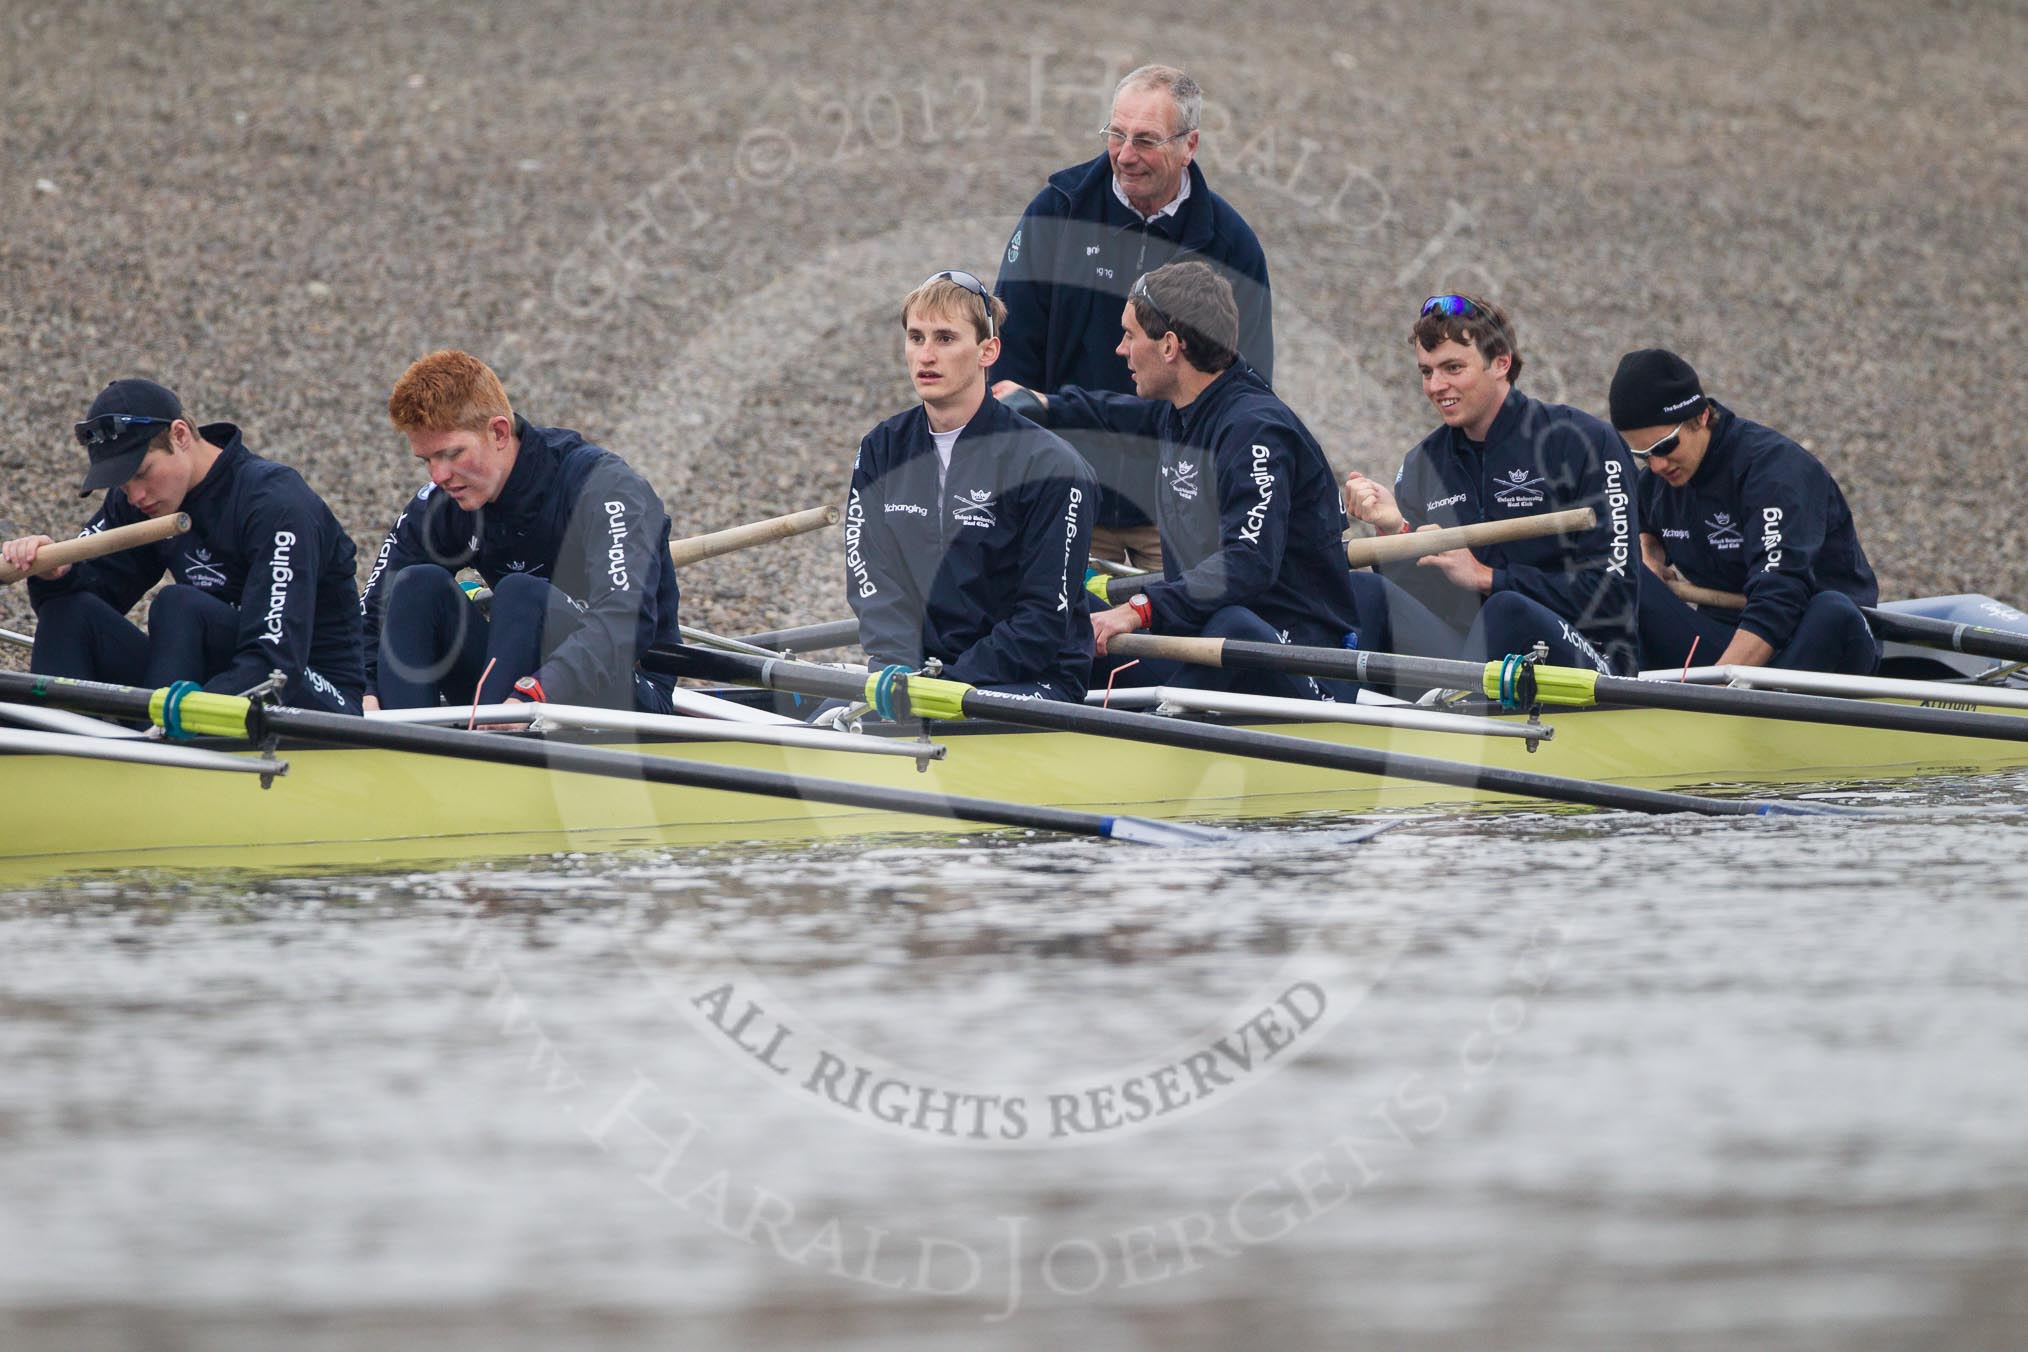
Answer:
[
  {"left": 1108, "top": 632, "right": 2028, "bottom": 744},
  {"left": 0, "top": 513, "right": 191, "bottom": 585},
  {"left": 1093, "top": 507, "right": 1599, "bottom": 603},
  {"left": 1344, "top": 506, "right": 1597, "bottom": 568},
  {"left": 0, "top": 627, "right": 30, "bottom": 651},
  {"left": 0, "top": 670, "right": 1229, "bottom": 848},
  {"left": 0, "top": 726, "right": 285, "bottom": 776},
  {"left": 736, "top": 618, "right": 862, "bottom": 653},
  {"left": 1661, "top": 580, "right": 2028, "bottom": 665},
  {"left": 1860, "top": 606, "right": 2028, "bottom": 665},
  {"left": 642, "top": 644, "right": 1846, "bottom": 818},
  {"left": 669, "top": 506, "right": 839, "bottom": 568}
]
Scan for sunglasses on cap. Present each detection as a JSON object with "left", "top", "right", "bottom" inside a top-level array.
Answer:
[
  {"left": 924, "top": 270, "right": 996, "bottom": 340},
  {"left": 1420, "top": 294, "right": 1485, "bottom": 319},
  {"left": 1627, "top": 422, "right": 1688, "bottom": 462},
  {"left": 74, "top": 413, "right": 172, "bottom": 447},
  {"left": 1129, "top": 272, "right": 1174, "bottom": 339}
]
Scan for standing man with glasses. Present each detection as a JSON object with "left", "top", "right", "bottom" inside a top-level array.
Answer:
[
  {"left": 843, "top": 271, "right": 1097, "bottom": 702},
  {"left": 992, "top": 64, "right": 1273, "bottom": 571},
  {"left": 1342, "top": 295, "right": 1641, "bottom": 674},
  {"left": 1610, "top": 347, "right": 1879, "bottom": 673},
  {"left": 1, "top": 377, "right": 364, "bottom": 711}
]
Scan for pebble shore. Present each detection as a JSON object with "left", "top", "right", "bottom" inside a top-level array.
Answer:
[{"left": 4, "top": 0, "right": 2023, "bottom": 663}]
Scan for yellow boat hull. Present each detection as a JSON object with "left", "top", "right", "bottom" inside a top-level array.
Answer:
[{"left": 4, "top": 698, "right": 2024, "bottom": 882}]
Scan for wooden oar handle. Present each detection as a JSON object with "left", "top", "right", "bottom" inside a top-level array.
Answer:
[
  {"left": 668, "top": 506, "right": 839, "bottom": 568},
  {"left": 0, "top": 512, "right": 190, "bottom": 585},
  {"left": 1345, "top": 507, "right": 1597, "bottom": 568},
  {"left": 1666, "top": 578, "right": 1747, "bottom": 610},
  {"left": 1109, "top": 633, "right": 1227, "bottom": 666}
]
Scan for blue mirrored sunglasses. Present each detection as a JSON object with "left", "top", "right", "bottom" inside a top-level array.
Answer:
[
  {"left": 74, "top": 414, "right": 171, "bottom": 447},
  {"left": 1420, "top": 294, "right": 1484, "bottom": 319}
]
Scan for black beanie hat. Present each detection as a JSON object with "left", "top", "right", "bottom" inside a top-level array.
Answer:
[{"left": 1609, "top": 349, "right": 1707, "bottom": 429}]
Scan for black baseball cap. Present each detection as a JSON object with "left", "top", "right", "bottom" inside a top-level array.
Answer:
[
  {"left": 1608, "top": 349, "right": 1708, "bottom": 430},
  {"left": 75, "top": 378, "right": 184, "bottom": 495}
]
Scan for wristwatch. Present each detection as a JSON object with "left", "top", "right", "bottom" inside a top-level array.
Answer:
[
  {"left": 1127, "top": 593, "right": 1152, "bottom": 629},
  {"left": 513, "top": 675, "right": 548, "bottom": 703}
]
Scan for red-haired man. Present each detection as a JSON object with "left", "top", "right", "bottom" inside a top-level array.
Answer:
[{"left": 359, "top": 351, "right": 682, "bottom": 712}]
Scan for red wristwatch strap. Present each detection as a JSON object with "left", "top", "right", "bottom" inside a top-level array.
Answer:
[
  {"left": 513, "top": 676, "right": 548, "bottom": 702},
  {"left": 1398, "top": 520, "right": 1414, "bottom": 534},
  {"left": 1128, "top": 595, "right": 1152, "bottom": 628}
]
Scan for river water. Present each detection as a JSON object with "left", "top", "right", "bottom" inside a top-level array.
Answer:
[{"left": 2, "top": 772, "right": 2025, "bottom": 1350}]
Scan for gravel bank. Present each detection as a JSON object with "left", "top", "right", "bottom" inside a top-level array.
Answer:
[{"left": 4, "top": 0, "right": 2023, "bottom": 661}]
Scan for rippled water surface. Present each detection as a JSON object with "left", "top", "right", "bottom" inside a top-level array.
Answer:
[{"left": 4, "top": 774, "right": 2026, "bottom": 1350}]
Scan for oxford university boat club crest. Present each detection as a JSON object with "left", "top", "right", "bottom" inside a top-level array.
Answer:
[
  {"left": 951, "top": 487, "right": 997, "bottom": 529},
  {"left": 1164, "top": 458, "right": 1202, "bottom": 501},
  {"left": 1491, "top": 467, "right": 1547, "bottom": 509},
  {"left": 179, "top": 545, "right": 228, "bottom": 590},
  {"left": 1705, "top": 512, "right": 1744, "bottom": 550}
]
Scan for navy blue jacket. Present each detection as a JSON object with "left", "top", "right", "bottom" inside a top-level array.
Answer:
[
  {"left": 1045, "top": 363, "right": 1361, "bottom": 650},
  {"left": 991, "top": 153, "right": 1273, "bottom": 528},
  {"left": 1640, "top": 401, "right": 1877, "bottom": 649},
  {"left": 29, "top": 425, "right": 364, "bottom": 701},
  {"left": 359, "top": 418, "right": 681, "bottom": 703},
  {"left": 846, "top": 394, "right": 1097, "bottom": 696},
  {"left": 1391, "top": 388, "right": 1640, "bottom": 673}
]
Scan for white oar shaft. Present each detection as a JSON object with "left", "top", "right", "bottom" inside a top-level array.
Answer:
[
  {"left": 1, "top": 627, "right": 32, "bottom": 650},
  {"left": 0, "top": 513, "right": 192, "bottom": 585},
  {"left": 0, "top": 703, "right": 148, "bottom": 738},
  {"left": 1666, "top": 578, "right": 1747, "bottom": 610},
  {"left": 1345, "top": 507, "right": 1595, "bottom": 568},
  {"left": 1148, "top": 687, "right": 1549, "bottom": 740},
  {"left": 0, "top": 727, "right": 284, "bottom": 774},
  {"left": 1713, "top": 665, "right": 2028, "bottom": 711},
  {"left": 370, "top": 701, "right": 943, "bottom": 760},
  {"left": 669, "top": 506, "right": 839, "bottom": 568}
]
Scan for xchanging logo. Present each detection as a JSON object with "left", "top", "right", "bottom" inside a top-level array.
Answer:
[
  {"left": 1238, "top": 444, "right": 1275, "bottom": 544},
  {"left": 603, "top": 500, "right": 631, "bottom": 590},
  {"left": 258, "top": 531, "right": 298, "bottom": 645},
  {"left": 1602, "top": 459, "right": 1629, "bottom": 577}
]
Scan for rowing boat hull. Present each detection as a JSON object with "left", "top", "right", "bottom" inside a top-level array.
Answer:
[{"left": 4, "top": 696, "right": 2024, "bottom": 881}]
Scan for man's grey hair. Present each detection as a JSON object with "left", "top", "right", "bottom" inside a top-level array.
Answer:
[{"left": 1114, "top": 64, "right": 1202, "bottom": 134}]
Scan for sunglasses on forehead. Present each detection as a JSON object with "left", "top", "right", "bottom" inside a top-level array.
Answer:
[
  {"left": 924, "top": 270, "right": 996, "bottom": 340},
  {"left": 1420, "top": 294, "right": 1485, "bottom": 320},
  {"left": 73, "top": 413, "right": 171, "bottom": 447},
  {"left": 1129, "top": 272, "right": 1174, "bottom": 338}
]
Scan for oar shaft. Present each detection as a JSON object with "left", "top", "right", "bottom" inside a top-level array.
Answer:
[
  {"left": 646, "top": 644, "right": 1781, "bottom": 818},
  {"left": 1862, "top": 607, "right": 2028, "bottom": 664},
  {"left": 1112, "top": 632, "right": 2028, "bottom": 744},
  {"left": 1666, "top": 578, "right": 1746, "bottom": 610},
  {"left": 0, "top": 670, "right": 1147, "bottom": 844},
  {"left": 1345, "top": 507, "right": 1596, "bottom": 568},
  {"left": 737, "top": 618, "right": 862, "bottom": 653},
  {"left": 0, "top": 513, "right": 191, "bottom": 585},
  {"left": 669, "top": 506, "right": 839, "bottom": 568}
]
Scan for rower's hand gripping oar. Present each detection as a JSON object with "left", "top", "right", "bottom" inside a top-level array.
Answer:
[
  {"left": 0, "top": 513, "right": 192, "bottom": 585},
  {"left": 1092, "top": 507, "right": 1600, "bottom": 604},
  {"left": 0, "top": 670, "right": 1235, "bottom": 848}
]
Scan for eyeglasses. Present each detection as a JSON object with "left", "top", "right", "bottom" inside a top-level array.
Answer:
[
  {"left": 1627, "top": 422, "right": 1688, "bottom": 462},
  {"left": 1420, "top": 294, "right": 1485, "bottom": 320},
  {"left": 924, "top": 269, "right": 996, "bottom": 340},
  {"left": 1129, "top": 272, "right": 1173, "bottom": 339},
  {"left": 74, "top": 414, "right": 171, "bottom": 447},
  {"left": 1100, "top": 125, "right": 1191, "bottom": 155}
]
